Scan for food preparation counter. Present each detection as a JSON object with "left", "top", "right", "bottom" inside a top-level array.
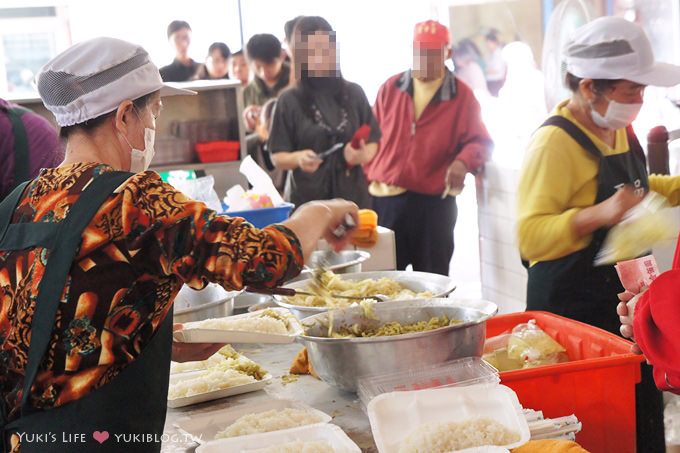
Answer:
[{"left": 162, "top": 341, "right": 377, "bottom": 452}]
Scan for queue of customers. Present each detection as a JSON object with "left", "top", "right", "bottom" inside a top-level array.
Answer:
[{"left": 154, "top": 16, "right": 491, "bottom": 277}]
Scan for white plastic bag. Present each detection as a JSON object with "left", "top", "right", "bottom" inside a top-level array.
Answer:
[
  {"left": 223, "top": 156, "right": 285, "bottom": 212},
  {"left": 168, "top": 172, "right": 222, "bottom": 213}
]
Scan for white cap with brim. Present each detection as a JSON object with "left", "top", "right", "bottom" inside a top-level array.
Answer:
[
  {"left": 36, "top": 37, "right": 195, "bottom": 127},
  {"left": 563, "top": 16, "right": 680, "bottom": 87}
]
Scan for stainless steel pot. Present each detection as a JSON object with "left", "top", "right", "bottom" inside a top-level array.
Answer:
[
  {"left": 297, "top": 298, "right": 497, "bottom": 392},
  {"left": 173, "top": 283, "right": 241, "bottom": 323},
  {"left": 302, "top": 250, "right": 371, "bottom": 275},
  {"left": 275, "top": 270, "right": 456, "bottom": 320}
]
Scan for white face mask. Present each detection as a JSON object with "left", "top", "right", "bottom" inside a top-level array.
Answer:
[
  {"left": 591, "top": 97, "right": 642, "bottom": 130},
  {"left": 121, "top": 107, "right": 156, "bottom": 173}
]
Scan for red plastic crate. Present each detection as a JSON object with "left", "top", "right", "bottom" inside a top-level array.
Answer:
[
  {"left": 486, "top": 311, "right": 644, "bottom": 453},
  {"left": 195, "top": 140, "right": 240, "bottom": 162}
]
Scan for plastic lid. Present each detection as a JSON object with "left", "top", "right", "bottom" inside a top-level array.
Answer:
[{"left": 357, "top": 357, "right": 500, "bottom": 409}]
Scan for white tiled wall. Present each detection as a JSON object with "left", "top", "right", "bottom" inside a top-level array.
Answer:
[{"left": 476, "top": 162, "right": 527, "bottom": 314}]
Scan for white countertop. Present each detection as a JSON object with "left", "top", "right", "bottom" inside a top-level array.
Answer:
[{"left": 162, "top": 341, "right": 377, "bottom": 452}]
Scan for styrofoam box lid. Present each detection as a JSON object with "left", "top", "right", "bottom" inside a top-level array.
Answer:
[
  {"left": 367, "top": 384, "right": 530, "bottom": 453},
  {"left": 196, "top": 423, "right": 361, "bottom": 453},
  {"left": 175, "top": 398, "right": 332, "bottom": 444},
  {"left": 357, "top": 357, "right": 500, "bottom": 409}
]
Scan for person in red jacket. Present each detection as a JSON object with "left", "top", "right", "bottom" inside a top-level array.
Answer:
[
  {"left": 618, "top": 239, "right": 680, "bottom": 394},
  {"left": 364, "top": 20, "right": 493, "bottom": 275}
]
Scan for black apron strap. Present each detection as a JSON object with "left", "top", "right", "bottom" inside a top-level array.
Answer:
[
  {"left": 0, "top": 223, "right": 58, "bottom": 251},
  {"left": 541, "top": 115, "right": 603, "bottom": 158},
  {"left": 17, "top": 171, "right": 132, "bottom": 416},
  {"left": 626, "top": 124, "right": 647, "bottom": 166},
  {"left": 0, "top": 181, "right": 30, "bottom": 243},
  {"left": 2, "top": 107, "right": 32, "bottom": 191}
]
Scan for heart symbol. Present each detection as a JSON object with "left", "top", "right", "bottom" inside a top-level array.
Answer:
[{"left": 93, "top": 431, "right": 109, "bottom": 444}]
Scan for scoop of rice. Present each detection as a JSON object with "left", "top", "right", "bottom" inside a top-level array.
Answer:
[
  {"left": 170, "top": 345, "right": 240, "bottom": 374},
  {"left": 168, "top": 368, "right": 256, "bottom": 399},
  {"left": 398, "top": 417, "right": 520, "bottom": 453},
  {"left": 192, "top": 310, "right": 289, "bottom": 335},
  {"left": 246, "top": 441, "right": 340, "bottom": 453},
  {"left": 215, "top": 408, "right": 324, "bottom": 439}
]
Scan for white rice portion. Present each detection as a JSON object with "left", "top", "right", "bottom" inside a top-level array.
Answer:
[
  {"left": 193, "top": 315, "right": 288, "bottom": 335},
  {"left": 168, "top": 368, "right": 256, "bottom": 399},
  {"left": 170, "top": 345, "right": 239, "bottom": 374},
  {"left": 246, "top": 441, "right": 340, "bottom": 453},
  {"left": 398, "top": 417, "right": 521, "bottom": 453},
  {"left": 215, "top": 408, "right": 324, "bottom": 439}
]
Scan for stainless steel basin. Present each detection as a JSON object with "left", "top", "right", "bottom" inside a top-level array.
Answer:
[
  {"left": 173, "top": 283, "right": 241, "bottom": 323},
  {"left": 297, "top": 298, "right": 497, "bottom": 392}
]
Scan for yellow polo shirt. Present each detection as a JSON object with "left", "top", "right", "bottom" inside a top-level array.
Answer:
[{"left": 517, "top": 100, "right": 680, "bottom": 263}]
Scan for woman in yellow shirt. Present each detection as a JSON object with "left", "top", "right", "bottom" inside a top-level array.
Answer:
[{"left": 517, "top": 17, "right": 680, "bottom": 452}]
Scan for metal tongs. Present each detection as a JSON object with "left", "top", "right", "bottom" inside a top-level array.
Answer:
[{"left": 311, "top": 213, "right": 357, "bottom": 290}]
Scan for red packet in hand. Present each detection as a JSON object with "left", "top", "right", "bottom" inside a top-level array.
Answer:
[
  {"left": 350, "top": 124, "right": 371, "bottom": 148},
  {"left": 615, "top": 255, "right": 660, "bottom": 293}
]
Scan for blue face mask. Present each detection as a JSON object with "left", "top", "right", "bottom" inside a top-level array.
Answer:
[{"left": 591, "top": 97, "right": 643, "bottom": 130}]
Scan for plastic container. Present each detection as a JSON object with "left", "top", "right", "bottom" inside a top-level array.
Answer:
[
  {"left": 195, "top": 140, "right": 240, "bottom": 162},
  {"left": 486, "top": 311, "right": 645, "bottom": 453},
  {"left": 367, "top": 384, "right": 530, "bottom": 453},
  {"left": 223, "top": 202, "right": 294, "bottom": 228},
  {"left": 357, "top": 357, "right": 500, "bottom": 409}
]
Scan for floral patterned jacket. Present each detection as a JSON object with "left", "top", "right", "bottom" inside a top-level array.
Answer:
[{"left": 0, "top": 162, "right": 303, "bottom": 424}]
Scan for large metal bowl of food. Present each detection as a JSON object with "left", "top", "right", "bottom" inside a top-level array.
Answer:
[
  {"left": 173, "top": 283, "right": 241, "bottom": 323},
  {"left": 297, "top": 298, "right": 497, "bottom": 392},
  {"left": 275, "top": 270, "right": 456, "bottom": 319}
]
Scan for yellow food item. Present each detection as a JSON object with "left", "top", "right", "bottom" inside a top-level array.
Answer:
[{"left": 285, "top": 271, "right": 434, "bottom": 308}]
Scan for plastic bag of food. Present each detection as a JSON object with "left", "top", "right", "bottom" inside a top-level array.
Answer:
[
  {"left": 482, "top": 333, "right": 524, "bottom": 372},
  {"left": 507, "top": 320, "right": 567, "bottom": 364},
  {"left": 595, "top": 191, "right": 680, "bottom": 265},
  {"left": 483, "top": 320, "right": 568, "bottom": 371}
]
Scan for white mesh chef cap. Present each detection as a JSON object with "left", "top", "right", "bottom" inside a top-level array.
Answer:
[
  {"left": 563, "top": 16, "right": 680, "bottom": 87},
  {"left": 36, "top": 37, "right": 194, "bottom": 127}
]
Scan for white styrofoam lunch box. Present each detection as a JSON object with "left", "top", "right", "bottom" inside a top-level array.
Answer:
[
  {"left": 367, "top": 384, "right": 530, "bottom": 453},
  {"left": 175, "top": 397, "right": 331, "bottom": 443}
]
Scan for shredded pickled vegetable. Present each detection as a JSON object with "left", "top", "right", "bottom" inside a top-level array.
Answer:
[
  {"left": 327, "top": 313, "right": 462, "bottom": 338},
  {"left": 284, "top": 271, "right": 433, "bottom": 308}
]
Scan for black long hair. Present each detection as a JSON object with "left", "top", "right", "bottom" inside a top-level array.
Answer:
[{"left": 290, "top": 16, "right": 348, "bottom": 119}]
